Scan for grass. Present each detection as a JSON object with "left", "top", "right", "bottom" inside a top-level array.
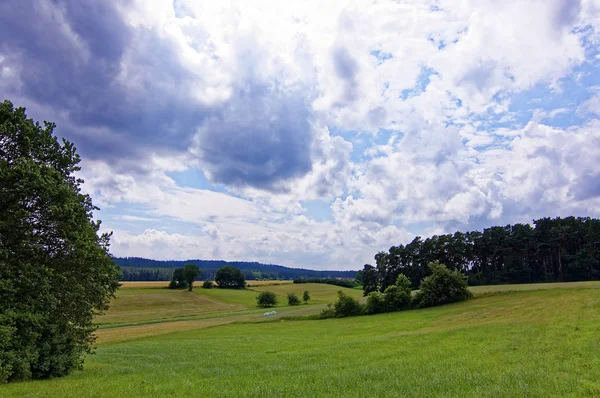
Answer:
[
  {"left": 95, "top": 288, "right": 245, "bottom": 326},
  {"left": 250, "top": 282, "right": 364, "bottom": 305},
  {"left": 3, "top": 283, "right": 600, "bottom": 397}
]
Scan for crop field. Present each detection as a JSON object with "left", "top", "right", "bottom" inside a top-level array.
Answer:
[{"left": 3, "top": 282, "right": 600, "bottom": 397}]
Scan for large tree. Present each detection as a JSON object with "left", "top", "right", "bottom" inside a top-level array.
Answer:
[
  {"left": 183, "top": 263, "right": 200, "bottom": 291},
  {"left": 215, "top": 265, "right": 245, "bottom": 288},
  {"left": 0, "top": 101, "right": 120, "bottom": 383}
]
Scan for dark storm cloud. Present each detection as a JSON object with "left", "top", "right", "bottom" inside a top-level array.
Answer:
[
  {"left": 0, "top": 0, "right": 315, "bottom": 190},
  {"left": 195, "top": 82, "right": 313, "bottom": 189}
]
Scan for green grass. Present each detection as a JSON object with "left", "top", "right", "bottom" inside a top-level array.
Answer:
[
  {"left": 95, "top": 288, "right": 245, "bottom": 326},
  {"left": 250, "top": 282, "right": 364, "bottom": 305},
  {"left": 3, "top": 285, "right": 600, "bottom": 397}
]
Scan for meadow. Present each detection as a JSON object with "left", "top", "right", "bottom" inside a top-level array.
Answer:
[{"left": 2, "top": 282, "right": 599, "bottom": 397}]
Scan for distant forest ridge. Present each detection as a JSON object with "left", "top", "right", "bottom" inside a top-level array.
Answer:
[{"left": 115, "top": 257, "right": 358, "bottom": 281}]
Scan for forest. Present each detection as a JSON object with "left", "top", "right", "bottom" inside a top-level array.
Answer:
[
  {"left": 116, "top": 258, "right": 357, "bottom": 281},
  {"left": 362, "top": 217, "right": 600, "bottom": 294}
]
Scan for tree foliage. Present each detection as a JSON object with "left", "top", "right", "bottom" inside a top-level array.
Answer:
[
  {"left": 362, "top": 217, "right": 600, "bottom": 295},
  {"left": 0, "top": 101, "right": 120, "bottom": 383},
  {"left": 287, "top": 292, "right": 301, "bottom": 306},
  {"left": 257, "top": 291, "right": 278, "bottom": 307},
  {"left": 302, "top": 290, "right": 310, "bottom": 304},
  {"left": 332, "top": 291, "right": 363, "bottom": 317},
  {"left": 215, "top": 266, "right": 246, "bottom": 289},
  {"left": 183, "top": 264, "right": 200, "bottom": 291},
  {"left": 414, "top": 262, "right": 472, "bottom": 308},
  {"left": 168, "top": 268, "right": 187, "bottom": 289}
]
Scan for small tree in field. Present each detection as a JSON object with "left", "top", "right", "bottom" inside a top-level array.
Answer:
[
  {"left": 302, "top": 290, "right": 310, "bottom": 304},
  {"left": 414, "top": 261, "right": 472, "bottom": 308},
  {"left": 287, "top": 292, "right": 301, "bottom": 306},
  {"left": 183, "top": 264, "right": 200, "bottom": 291},
  {"left": 202, "top": 280, "right": 213, "bottom": 289},
  {"left": 257, "top": 291, "right": 278, "bottom": 307}
]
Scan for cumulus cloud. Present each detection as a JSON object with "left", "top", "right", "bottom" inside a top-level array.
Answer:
[{"left": 3, "top": 0, "right": 600, "bottom": 268}]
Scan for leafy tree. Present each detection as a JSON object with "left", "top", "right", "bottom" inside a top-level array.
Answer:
[
  {"left": 215, "top": 266, "right": 246, "bottom": 289},
  {"left": 168, "top": 268, "right": 187, "bottom": 289},
  {"left": 364, "top": 291, "right": 385, "bottom": 315},
  {"left": 414, "top": 261, "right": 472, "bottom": 308},
  {"left": 287, "top": 292, "right": 301, "bottom": 306},
  {"left": 202, "top": 280, "right": 213, "bottom": 289},
  {"left": 333, "top": 291, "right": 363, "bottom": 317},
  {"left": 257, "top": 291, "right": 278, "bottom": 307},
  {"left": 383, "top": 285, "right": 411, "bottom": 312},
  {"left": 361, "top": 264, "right": 379, "bottom": 296},
  {"left": 0, "top": 101, "right": 120, "bottom": 383},
  {"left": 183, "top": 264, "right": 200, "bottom": 291},
  {"left": 302, "top": 290, "right": 310, "bottom": 304}
]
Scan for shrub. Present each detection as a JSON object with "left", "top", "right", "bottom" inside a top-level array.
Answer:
[
  {"left": 257, "top": 291, "right": 278, "bottom": 307},
  {"left": 416, "top": 261, "right": 472, "bottom": 308},
  {"left": 287, "top": 292, "right": 301, "bottom": 306},
  {"left": 383, "top": 285, "right": 411, "bottom": 311},
  {"left": 202, "top": 280, "right": 213, "bottom": 289},
  {"left": 364, "top": 291, "right": 385, "bottom": 315},
  {"left": 333, "top": 291, "right": 363, "bottom": 317},
  {"left": 319, "top": 303, "right": 336, "bottom": 319}
]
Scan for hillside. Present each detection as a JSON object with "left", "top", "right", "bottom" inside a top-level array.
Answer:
[{"left": 115, "top": 257, "right": 357, "bottom": 281}]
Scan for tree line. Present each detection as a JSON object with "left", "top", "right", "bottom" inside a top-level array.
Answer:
[
  {"left": 115, "top": 257, "right": 356, "bottom": 280},
  {"left": 361, "top": 216, "right": 600, "bottom": 296}
]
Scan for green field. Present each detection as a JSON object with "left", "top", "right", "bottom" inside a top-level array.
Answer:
[{"left": 2, "top": 282, "right": 600, "bottom": 397}]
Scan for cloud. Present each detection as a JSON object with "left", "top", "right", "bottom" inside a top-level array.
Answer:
[{"left": 3, "top": 0, "right": 600, "bottom": 268}]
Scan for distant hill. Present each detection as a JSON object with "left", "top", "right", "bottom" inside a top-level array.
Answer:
[{"left": 115, "top": 257, "right": 357, "bottom": 281}]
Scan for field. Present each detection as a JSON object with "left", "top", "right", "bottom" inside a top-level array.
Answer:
[{"left": 2, "top": 282, "right": 600, "bottom": 397}]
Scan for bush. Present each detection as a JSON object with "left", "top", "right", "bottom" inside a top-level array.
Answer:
[
  {"left": 333, "top": 291, "right": 363, "bottom": 317},
  {"left": 257, "top": 291, "right": 278, "bottom": 307},
  {"left": 364, "top": 291, "right": 385, "bottom": 315},
  {"left": 287, "top": 293, "right": 301, "bottom": 306},
  {"left": 319, "top": 303, "right": 336, "bottom": 319},
  {"left": 202, "top": 280, "right": 213, "bottom": 289},
  {"left": 383, "top": 285, "right": 411, "bottom": 311},
  {"left": 416, "top": 261, "right": 472, "bottom": 308}
]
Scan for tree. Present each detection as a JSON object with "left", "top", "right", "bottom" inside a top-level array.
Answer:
[
  {"left": 215, "top": 266, "right": 246, "bottom": 289},
  {"left": 168, "top": 268, "right": 187, "bottom": 289},
  {"left": 287, "top": 292, "right": 301, "bottom": 306},
  {"left": 257, "top": 291, "right": 278, "bottom": 307},
  {"left": 361, "top": 264, "right": 379, "bottom": 296},
  {"left": 414, "top": 261, "right": 472, "bottom": 308},
  {"left": 183, "top": 264, "right": 200, "bottom": 291},
  {"left": 333, "top": 291, "right": 363, "bottom": 317},
  {"left": 364, "top": 291, "right": 385, "bottom": 315},
  {"left": 0, "top": 101, "right": 120, "bottom": 383},
  {"left": 202, "top": 280, "right": 213, "bottom": 289},
  {"left": 302, "top": 290, "right": 310, "bottom": 304}
]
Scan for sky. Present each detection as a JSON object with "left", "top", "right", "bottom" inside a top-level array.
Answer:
[{"left": 2, "top": 0, "right": 600, "bottom": 270}]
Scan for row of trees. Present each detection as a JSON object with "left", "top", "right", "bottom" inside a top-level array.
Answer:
[
  {"left": 361, "top": 217, "right": 600, "bottom": 295},
  {"left": 168, "top": 265, "right": 245, "bottom": 290},
  {"left": 323, "top": 262, "right": 472, "bottom": 318}
]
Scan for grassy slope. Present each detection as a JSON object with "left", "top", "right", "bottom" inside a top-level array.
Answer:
[{"left": 3, "top": 286, "right": 600, "bottom": 397}]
